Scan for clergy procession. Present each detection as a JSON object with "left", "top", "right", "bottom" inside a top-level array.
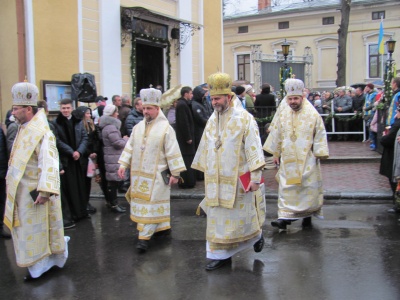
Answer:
[{"left": 1, "top": 73, "right": 400, "bottom": 298}]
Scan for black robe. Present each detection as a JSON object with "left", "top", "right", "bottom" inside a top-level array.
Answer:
[{"left": 53, "top": 114, "right": 89, "bottom": 221}]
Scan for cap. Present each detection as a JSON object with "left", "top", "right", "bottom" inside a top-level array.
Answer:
[{"left": 103, "top": 104, "right": 117, "bottom": 116}]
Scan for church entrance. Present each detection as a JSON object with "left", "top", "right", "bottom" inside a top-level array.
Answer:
[{"left": 136, "top": 41, "right": 165, "bottom": 95}]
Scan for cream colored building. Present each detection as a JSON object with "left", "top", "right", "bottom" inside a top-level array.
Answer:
[
  {"left": 0, "top": 0, "right": 223, "bottom": 122},
  {"left": 224, "top": 0, "right": 400, "bottom": 93}
]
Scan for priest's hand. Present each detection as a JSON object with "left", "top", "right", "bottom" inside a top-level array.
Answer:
[
  {"left": 34, "top": 196, "right": 49, "bottom": 205},
  {"left": 118, "top": 167, "right": 126, "bottom": 179},
  {"left": 169, "top": 176, "right": 179, "bottom": 186},
  {"left": 246, "top": 182, "right": 260, "bottom": 193}
]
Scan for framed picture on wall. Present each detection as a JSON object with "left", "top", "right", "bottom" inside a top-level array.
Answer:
[{"left": 41, "top": 80, "right": 74, "bottom": 113}]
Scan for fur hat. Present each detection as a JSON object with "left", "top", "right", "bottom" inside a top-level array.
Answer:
[
  {"left": 103, "top": 104, "right": 117, "bottom": 116},
  {"left": 285, "top": 79, "right": 305, "bottom": 97},
  {"left": 140, "top": 88, "right": 162, "bottom": 106},
  {"left": 207, "top": 73, "right": 232, "bottom": 96},
  {"left": 244, "top": 85, "right": 253, "bottom": 94},
  {"left": 11, "top": 81, "right": 39, "bottom": 106}
]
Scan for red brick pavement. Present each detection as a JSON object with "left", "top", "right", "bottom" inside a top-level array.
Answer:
[
  {"left": 263, "top": 162, "right": 389, "bottom": 193},
  {"left": 327, "top": 141, "right": 380, "bottom": 158}
]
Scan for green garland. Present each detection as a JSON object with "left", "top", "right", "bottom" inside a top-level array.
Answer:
[
  {"left": 255, "top": 115, "right": 275, "bottom": 124},
  {"left": 279, "top": 65, "right": 292, "bottom": 99},
  {"left": 130, "top": 32, "right": 171, "bottom": 98},
  {"left": 382, "top": 61, "right": 395, "bottom": 104},
  {"left": 324, "top": 112, "right": 363, "bottom": 124}
]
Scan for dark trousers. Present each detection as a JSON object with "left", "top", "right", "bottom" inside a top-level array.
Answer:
[
  {"left": 107, "top": 181, "right": 119, "bottom": 207},
  {"left": 0, "top": 179, "right": 5, "bottom": 229},
  {"left": 179, "top": 155, "right": 196, "bottom": 188},
  {"left": 335, "top": 118, "right": 349, "bottom": 141}
]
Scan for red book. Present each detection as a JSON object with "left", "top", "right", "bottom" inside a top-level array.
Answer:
[{"left": 239, "top": 171, "right": 265, "bottom": 191}]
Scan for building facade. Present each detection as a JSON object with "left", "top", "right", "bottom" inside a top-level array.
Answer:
[
  {"left": 0, "top": 0, "right": 223, "bottom": 122},
  {"left": 224, "top": 0, "right": 400, "bottom": 93}
]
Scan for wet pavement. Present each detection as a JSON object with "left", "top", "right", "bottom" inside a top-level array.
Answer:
[
  {"left": 2, "top": 141, "right": 398, "bottom": 299},
  {"left": 1, "top": 199, "right": 400, "bottom": 300}
]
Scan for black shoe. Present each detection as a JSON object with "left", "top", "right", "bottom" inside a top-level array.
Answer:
[
  {"left": 110, "top": 205, "right": 126, "bottom": 213},
  {"left": 253, "top": 236, "right": 264, "bottom": 253},
  {"left": 86, "top": 202, "right": 97, "bottom": 214},
  {"left": 302, "top": 217, "right": 312, "bottom": 228},
  {"left": 136, "top": 240, "right": 149, "bottom": 253},
  {"left": 63, "top": 222, "right": 76, "bottom": 229},
  {"left": 271, "top": 219, "right": 291, "bottom": 230},
  {"left": 0, "top": 228, "right": 11, "bottom": 239},
  {"left": 24, "top": 272, "right": 35, "bottom": 281},
  {"left": 205, "top": 257, "right": 232, "bottom": 271},
  {"left": 153, "top": 229, "right": 171, "bottom": 237}
]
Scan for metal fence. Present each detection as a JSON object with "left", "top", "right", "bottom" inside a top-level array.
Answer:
[{"left": 248, "top": 104, "right": 367, "bottom": 141}]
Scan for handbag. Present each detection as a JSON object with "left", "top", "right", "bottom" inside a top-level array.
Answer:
[{"left": 87, "top": 158, "right": 96, "bottom": 178}]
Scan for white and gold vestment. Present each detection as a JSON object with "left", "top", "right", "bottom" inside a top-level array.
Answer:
[
  {"left": 5, "top": 109, "right": 66, "bottom": 272},
  {"left": 119, "top": 111, "right": 186, "bottom": 234},
  {"left": 192, "top": 102, "right": 265, "bottom": 252},
  {"left": 263, "top": 99, "right": 329, "bottom": 219}
]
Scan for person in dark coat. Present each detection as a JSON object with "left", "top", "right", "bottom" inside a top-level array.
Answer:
[
  {"left": 380, "top": 107, "right": 400, "bottom": 213},
  {"left": 351, "top": 86, "right": 365, "bottom": 140},
  {"left": 0, "top": 127, "right": 11, "bottom": 238},
  {"left": 254, "top": 83, "right": 276, "bottom": 119},
  {"left": 99, "top": 105, "right": 128, "bottom": 213},
  {"left": 72, "top": 106, "right": 100, "bottom": 215},
  {"left": 191, "top": 85, "right": 211, "bottom": 180},
  {"left": 125, "top": 97, "right": 144, "bottom": 136},
  {"left": 52, "top": 99, "right": 88, "bottom": 228},
  {"left": 175, "top": 86, "right": 196, "bottom": 188}
]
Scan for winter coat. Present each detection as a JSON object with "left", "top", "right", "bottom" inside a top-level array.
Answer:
[
  {"left": 52, "top": 113, "right": 88, "bottom": 169},
  {"left": 0, "top": 127, "right": 8, "bottom": 179},
  {"left": 254, "top": 92, "right": 276, "bottom": 118},
  {"left": 191, "top": 98, "right": 210, "bottom": 150},
  {"left": 380, "top": 118, "right": 400, "bottom": 180},
  {"left": 175, "top": 98, "right": 196, "bottom": 155},
  {"left": 125, "top": 108, "right": 144, "bottom": 136},
  {"left": 118, "top": 104, "right": 132, "bottom": 136},
  {"left": 99, "top": 115, "right": 127, "bottom": 182},
  {"left": 334, "top": 95, "right": 353, "bottom": 113},
  {"left": 352, "top": 94, "right": 365, "bottom": 112}
]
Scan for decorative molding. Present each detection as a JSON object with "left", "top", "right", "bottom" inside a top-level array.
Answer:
[
  {"left": 231, "top": 43, "right": 252, "bottom": 52},
  {"left": 362, "top": 31, "right": 394, "bottom": 45},
  {"left": 271, "top": 39, "right": 297, "bottom": 51},
  {"left": 314, "top": 36, "right": 338, "bottom": 47}
]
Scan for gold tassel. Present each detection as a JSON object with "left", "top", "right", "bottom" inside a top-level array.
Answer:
[{"left": 196, "top": 205, "right": 201, "bottom": 216}]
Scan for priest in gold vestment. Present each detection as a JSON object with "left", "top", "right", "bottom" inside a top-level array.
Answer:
[
  {"left": 192, "top": 73, "right": 266, "bottom": 271},
  {"left": 118, "top": 88, "right": 186, "bottom": 253},
  {"left": 5, "top": 82, "right": 69, "bottom": 280},
  {"left": 263, "top": 78, "right": 329, "bottom": 230}
]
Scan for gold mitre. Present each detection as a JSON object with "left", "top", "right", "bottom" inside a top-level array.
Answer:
[
  {"left": 140, "top": 88, "right": 162, "bottom": 106},
  {"left": 11, "top": 81, "right": 39, "bottom": 106},
  {"left": 207, "top": 72, "right": 232, "bottom": 96},
  {"left": 285, "top": 78, "right": 304, "bottom": 97}
]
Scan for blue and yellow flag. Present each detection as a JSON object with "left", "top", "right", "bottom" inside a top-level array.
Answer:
[{"left": 378, "top": 18, "right": 384, "bottom": 54}]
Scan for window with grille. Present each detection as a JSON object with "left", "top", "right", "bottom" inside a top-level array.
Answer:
[
  {"left": 278, "top": 21, "right": 289, "bottom": 29},
  {"left": 238, "top": 26, "right": 248, "bottom": 33},
  {"left": 237, "top": 54, "right": 251, "bottom": 81},
  {"left": 368, "top": 44, "right": 387, "bottom": 78},
  {"left": 372, "top": 11, "right": 385, "bottom": 20},
  {"left": 322, "top": 17, "right": 334, "bottom": 25}
]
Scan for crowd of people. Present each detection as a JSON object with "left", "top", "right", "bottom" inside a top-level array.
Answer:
[{"left": 1, "top": 74, "right": 400, "bottom": 280}]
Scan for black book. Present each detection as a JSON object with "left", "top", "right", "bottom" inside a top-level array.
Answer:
[{"left": 161, "top": 169, "right": 171, "bottom": 185}]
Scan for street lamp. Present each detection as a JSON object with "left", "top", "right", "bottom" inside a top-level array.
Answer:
[
  {"left": 281, "top": 39, "right": 290, "bottom": 68},
  {"left": 386, "top": 37, "right": 396, "bottom": 60},
  {"left": 279, "top": 39, "right": 291, "bottom": 98},
  {"left": 382, "top": 37, "right": 396, "bottom": 107}
]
